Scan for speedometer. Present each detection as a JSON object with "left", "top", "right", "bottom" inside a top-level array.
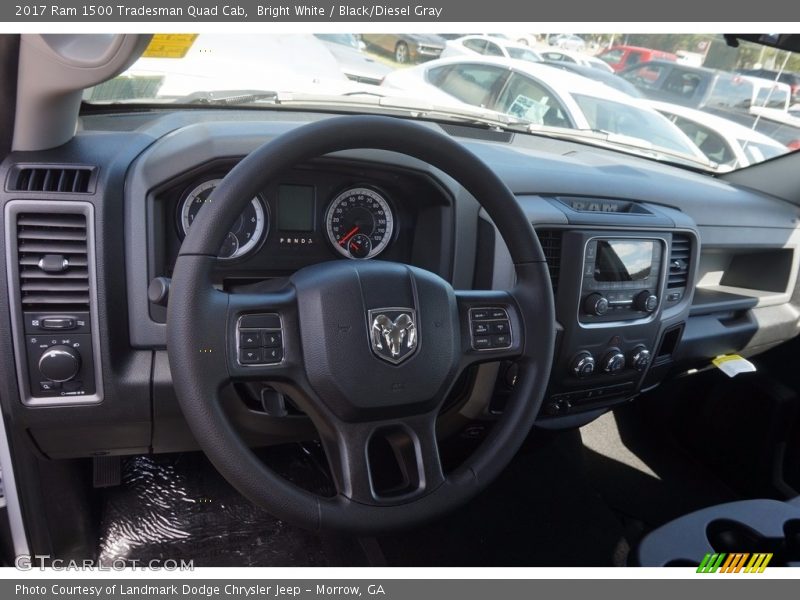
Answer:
[
  {"left": 179, "top": 179, "right": 267, "bottom": 260},
  {"left": 325, "top": 187, "right": 394, "bottom": 260}
]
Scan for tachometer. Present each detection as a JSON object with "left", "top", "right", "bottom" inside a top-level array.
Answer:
[
  {"left": 179, "top": 179, "right": 267, "bottom": 260},
  {"left": 325, "top": 187, "right": 394, "bottom": 259}
]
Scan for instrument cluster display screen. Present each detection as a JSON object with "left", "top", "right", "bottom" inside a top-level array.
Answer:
[
  {"left": 594, "top": 240, "right": 654, "bottom": 282},
  {"left": 277, "top": 184, "right": 315, "bottom": 232}
]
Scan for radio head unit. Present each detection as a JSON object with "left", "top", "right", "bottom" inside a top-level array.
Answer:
[{"left": 580, "top": 238, "right": 664, "bottom": 323}]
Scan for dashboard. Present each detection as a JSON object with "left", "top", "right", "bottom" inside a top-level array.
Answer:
[{"left": 2, "top": 108, "right": 800, "bottom": 459}]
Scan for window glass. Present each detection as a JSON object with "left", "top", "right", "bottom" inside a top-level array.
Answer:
[
  {"left": 484, "top": 42, "right": 504, "bottom": 57},
  {"left": 433, "top": 63, "right": 509, "bottom": 107},
  {"left": 495, "top": 74, "right": 570, "bottom": 127},
  {"left": 621, "top": 64, "right": 667, "bottom": 89},
  {"left": 463, "top": 39, "right": 487, "bottom": 53},
  {"left": 670, "top": 115, "right": 736, "bottom": 164}
]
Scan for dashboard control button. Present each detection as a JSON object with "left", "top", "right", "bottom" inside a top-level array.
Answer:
[
  {"left": 630, "top": 346, "right": 652, "bottom": 371},
  {"left": 490, "top": 321, "right": 510, "bottom": 334},
  {"left": 39, "top": 381, "right": 60, "bottom": 392},
  {"left": 41, "top": 317, "right": 76, "bottom": 330},
  {"left": 240, "top": 349, "right": 263, "bottom": 364},
  {"left": 262, "top": 331, "right": 282, "bottom": 348},
  {"left": 600, "top": 349, "right": 626, "bottom": 374},
  {"left": 263, "top": 347, "right": 283, "bottom": 363},
  {"left": 570, "top": 351, "right": 596, "bottom": 378},
  {"left": 583, "top": 293, "right": 609, "bottom": 316},
  {"left": 473, "top": 336, "right": 492, "bottom": 349},
  {"left": 634, "top": 290, "right": 658, "bottom": 313},
  {"left": 240, "top": 314, "right": 280, "bottom": 329},
  {"left": 239, "top": 331, "right": 261, "bottom": 348},
  {"left": 38, "top": 345, "right": 81, "bottom": 382},
  {"left": 492, "top": 334, "right": 511, "bottom": 348},
  {"left": 472, "top": 322, "right": 490, "bottom": 335}
]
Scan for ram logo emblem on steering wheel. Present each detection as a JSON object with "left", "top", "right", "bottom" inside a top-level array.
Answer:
[{"left": 368, "top": 308, "right": 418, "bottom": 364}]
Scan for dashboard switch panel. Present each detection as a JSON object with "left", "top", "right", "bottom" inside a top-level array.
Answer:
[
  {"left": 237, "top": 314, "right": 284, "bottom": 366},
  {"left": 469, "top": 307, "right": 512, "bottom": 351}
]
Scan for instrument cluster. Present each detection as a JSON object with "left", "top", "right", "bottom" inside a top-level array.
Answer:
[{"left": 176, "top": 178, "right": 397, "bottom": 262}]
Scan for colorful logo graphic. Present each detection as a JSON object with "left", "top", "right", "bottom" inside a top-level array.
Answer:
[{"left": 697, "top": 552, "right": 773, "bottom": 573}]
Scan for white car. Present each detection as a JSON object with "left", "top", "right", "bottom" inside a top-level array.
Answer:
[
  {"left": 441, "top": 36, "right": 542, "bottom": 64},
  {"left": 740, "top": 75, "right": 792, "bottom": 110},
  {"left": 648, "top": 100, "right": 789, "bottom": 168},
  {"left": 539, "top": 49, "right": 614, "bottom": 73},
  {"left": 381, "top": 56, "right": 707, "bottom": 162},
  {"left": 549, "top": 34, "right": 587, "bottom": 52},
  {"left": 487, "top": 32, "right": 540, "bottom": 47}
]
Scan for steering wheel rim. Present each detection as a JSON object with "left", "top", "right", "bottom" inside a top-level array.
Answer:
[{"left": 167, "top": 115, "right": 555, "bottom": 533}]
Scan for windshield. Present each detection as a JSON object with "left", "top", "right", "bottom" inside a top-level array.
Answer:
[{"left": 85, "top": 33, "right": 800, "bottom": 172}]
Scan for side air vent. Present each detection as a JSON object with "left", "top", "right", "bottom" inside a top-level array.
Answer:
[
  {"left": 15, "top": 213, "right": 90, "bottom": 309},
  {"left": 667, "top": 234, "right": 692, "bottom": 289},
  {"left": 8, "top": 166, "right": 94, "bottom": 193},
  {"left": 536, "top": 229, "right": 563, "bottom": 293}
]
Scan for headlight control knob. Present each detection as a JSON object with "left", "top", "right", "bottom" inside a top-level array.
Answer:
[{"left": 38, "top": 345, "right": 81, "bottom": 382}]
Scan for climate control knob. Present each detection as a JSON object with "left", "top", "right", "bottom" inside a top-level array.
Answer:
[
  {"left": 570, "top": 351, "right": 596, "bottom": 378},
  {"left": 600, "top": 348, "right": 626, "bottom": 374},
  {"left": 38, "top": 345, "right": 81, "bottom": 382},
  {"left": 630, "top": 346, "right": 652, "bottom": 371},
  {"left": 583, "top": 293, "right": 609, "bottom": 316},
  {"left": 634, "top": 290, "right": 658, "bottom": 313}
]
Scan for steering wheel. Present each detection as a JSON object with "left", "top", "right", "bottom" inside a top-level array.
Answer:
[{"left": 167, "top": 115, "right": 555, "bottom": 533}]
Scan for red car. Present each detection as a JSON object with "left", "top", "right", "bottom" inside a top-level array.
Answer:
[{"left": 598, "top": 45, "right": 678, "bottom": 72}]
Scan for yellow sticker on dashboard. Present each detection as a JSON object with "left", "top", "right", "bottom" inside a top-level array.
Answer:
[{"left": 141, "top": 34, "right": 198, "bottom": 59}]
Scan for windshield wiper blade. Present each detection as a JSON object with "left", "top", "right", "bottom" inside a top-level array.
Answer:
[
  {"left": 268, "top": 91, "right": 532, "bottom": 130},
  {"left": 174, "top": 89, "right": 279, "bottom": 105}
]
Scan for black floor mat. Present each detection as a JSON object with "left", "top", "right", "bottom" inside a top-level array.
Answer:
[
  {"left": 376, "top": 430, "right": 629, "bottom": 566},
  {"left": 579, "top": 402, "right": 739, "bottom": 532},
  {"left": 98, "top": 431, "right": 630, "bottom": 567},
  {"left": 98, "top": 452, "right": 369, "bottom": 567}
]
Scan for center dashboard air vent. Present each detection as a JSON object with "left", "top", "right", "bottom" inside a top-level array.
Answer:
[
  {"left": 535, "top": 229, "right": 563, "bottom": 293},
  {"left": 7, "top": 166, "right": 95, "bottom": 193},
  {"left": 668, "top": 234, "right": 692, "bottom": 290},
  {"left": 15, "top": 213, "right": 90, "bottom": 310}
]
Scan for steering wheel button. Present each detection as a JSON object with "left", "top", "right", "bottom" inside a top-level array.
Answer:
[
  {"left": 240, "top": 314, "right": 281, "bottom": 329},
  {"left": 472, "top": 322, "right": 490, "bottom": 335},
  {"left": 471, "top": 309, "right": 490, "bottom": 320},
  {"left": 489, "top": 308, "right": 508, "bottom": 319},
  {"left": 490, "top": 321, "right": 510, "bottom": 334},
  {"left": 239, "top": 332, "right": 261, "bottom": 348},
  {"left": 492, "top": 334, "right": 511, "bottom": 348},
  {"left": 262, "top": 331, "right": 282, "bottom": 348},
  {"left": 473, "top": 336, "right": 492, "bottom": 349},
  {"left": 240, "top": 348, "right": 263, "bottom": 364},
  {"left": 263, "top": 347, "right": 283, "bottom": 363}
]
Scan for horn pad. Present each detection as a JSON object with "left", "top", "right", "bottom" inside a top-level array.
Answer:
[{"left": 290, "top": 260, "right": 460, "bottom": 421}]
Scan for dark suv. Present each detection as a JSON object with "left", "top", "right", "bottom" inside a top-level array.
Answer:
[{"left": 619, "top": 60, "right": 753, "bottom": 110}]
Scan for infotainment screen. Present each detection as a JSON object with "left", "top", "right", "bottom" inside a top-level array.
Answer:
[{"left": 594, "top": 240, "right": 654, "bottom": 282}]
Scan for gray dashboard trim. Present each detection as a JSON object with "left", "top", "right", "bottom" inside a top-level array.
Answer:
[{"left": 4, "top": 200, "right": 104, "bottom": 406}]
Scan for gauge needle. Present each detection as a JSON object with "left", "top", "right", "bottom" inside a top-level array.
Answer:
[{"left": 338, "top": 226, "right": 360, "bottom": 246}]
